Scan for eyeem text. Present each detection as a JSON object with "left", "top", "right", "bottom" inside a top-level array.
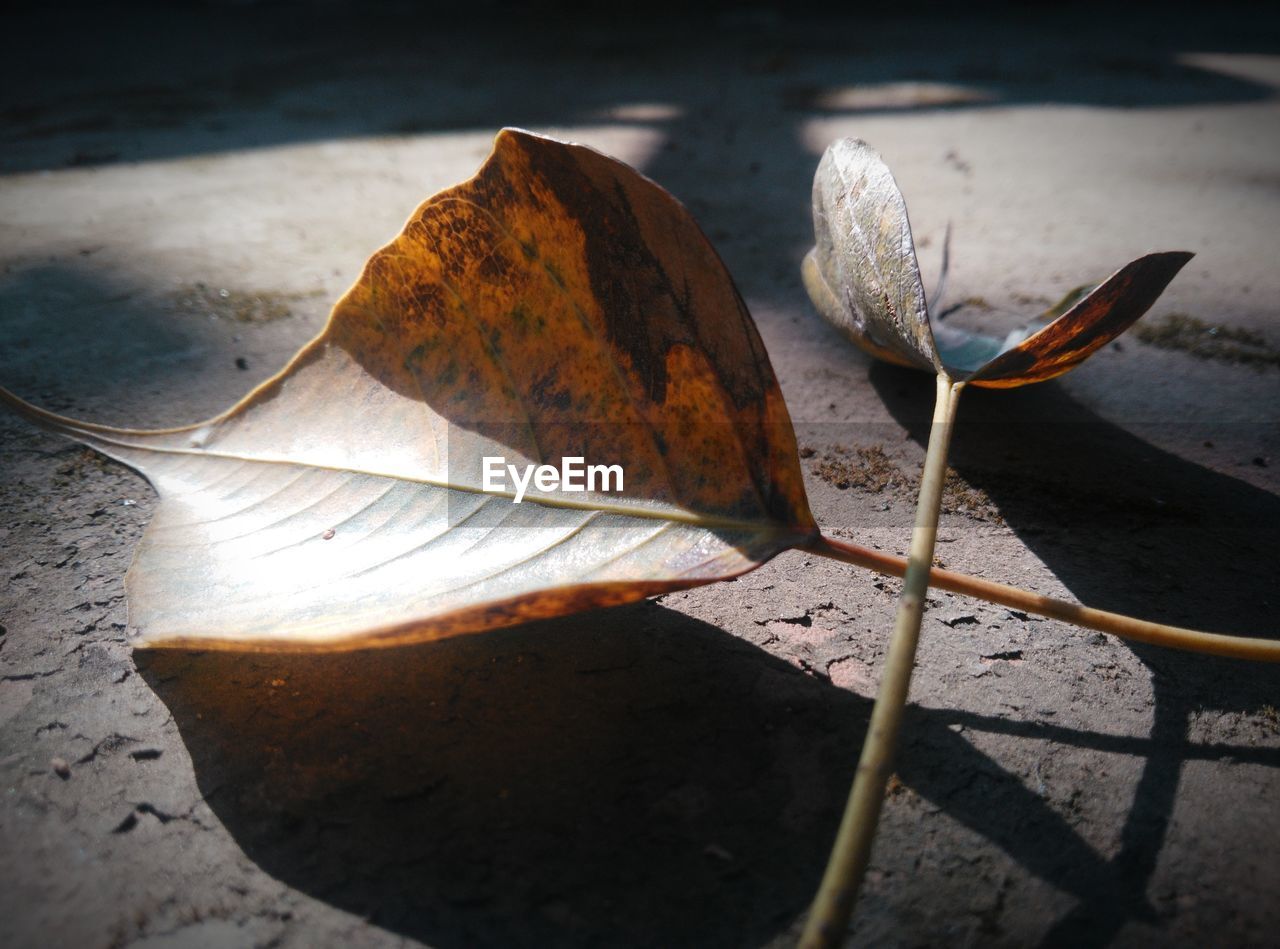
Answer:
[{"left": 482, "top": 456, "right": 625, "bottom": 503}]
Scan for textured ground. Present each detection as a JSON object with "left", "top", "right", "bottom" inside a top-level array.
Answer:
[{"left": 2, "top": 4, "right": 1279, "bottom": 947}]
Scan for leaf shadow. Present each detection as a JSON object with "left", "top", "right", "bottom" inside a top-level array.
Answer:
[
  {"left": 137, "top": 602, "right": 855, "bottom": 949},
  {"left": 868, "top": 361, "right": 1280, "bottom": 945},
  {"left": 868, "top": 361, "right": 1280, "bottom": 643},
  {"left": 136, "top": 600, "right": 1279, "bottom": 947}
]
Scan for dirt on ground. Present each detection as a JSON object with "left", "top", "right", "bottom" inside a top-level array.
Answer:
[{"left": 2, "top": 3, "right": 1279, "bottom": 948}]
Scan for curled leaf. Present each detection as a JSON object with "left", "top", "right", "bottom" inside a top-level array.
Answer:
[
  {"left": 800, "top": 139, "right": 1194, "bottom": 946},
  {"left": 802, "top": 137, "right": 1193, "bottom": 386},
  {"left": 2, "top": 129, "right": 815, "bottom": 651}
]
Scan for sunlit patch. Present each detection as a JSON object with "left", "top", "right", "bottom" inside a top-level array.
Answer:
[
  {"left": 594, "top": 102, "right": 685, "bottom": 123},
  {"left": 1177, "top": 52, "right": 1280, "bottom": 91},
  {"left": 790, "top": 81, "right": 995, "bottom": 113}
]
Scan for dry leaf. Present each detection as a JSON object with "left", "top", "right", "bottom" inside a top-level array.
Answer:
[
  {"left": 6, "top": 130, "right": 1274, "bottom": 665},
  {"left": 802, "top": 137, "right": 1193, "bottom": 386},
  {"left": 798, "top": 138, "right": 1195, "bottom": 945},
  {"left": 2, "top": 128, "right": 1269, "bottom": 949},
  {"left": 2, "top": 129, "right": 816, "bottom": 651}
]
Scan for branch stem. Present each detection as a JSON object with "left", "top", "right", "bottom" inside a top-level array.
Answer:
[{"left": 800, "top": 374, "right": 965, "bottom": 948}]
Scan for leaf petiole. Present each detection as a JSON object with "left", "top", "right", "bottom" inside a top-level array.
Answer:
[{"left": 805, "top": 535, "right": 1280, "bottom": 663}]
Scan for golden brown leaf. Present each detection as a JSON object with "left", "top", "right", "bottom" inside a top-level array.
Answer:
[
  {"left": 1, "top": 129, "right": 815, "bottom": 651},
  {"left": 6, "top": 130, "right": 1275, "bottom": 666}
]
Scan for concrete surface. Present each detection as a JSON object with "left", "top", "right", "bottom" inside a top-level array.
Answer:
[{"left": 2, "top": 3, "right": 1278, "bottom": 947}]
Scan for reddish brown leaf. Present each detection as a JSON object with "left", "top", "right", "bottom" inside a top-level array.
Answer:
[{"left": 1, "top": 129, "right": 815, "bottom": 651}]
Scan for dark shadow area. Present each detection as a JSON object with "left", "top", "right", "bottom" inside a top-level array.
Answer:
[
  {"left": 136, "top": 601, "right": 1280, "bottom": 947},
  {"left": 869, "top": 363, "right": 1280, "bottom": 946},
  {"left": 137, "top": 602, "right": 860, "bottom": 948},
  {"left": 1035, "top": 663, "right": 1185, "bottom": 948},
  {"left": 0, "top": 265, "right": 205, "bottom": 412},
  {"left": 0, "top": 262, "right": 331, "bottom": 432},
  {"left": 869, "top": 362, "right": 1280, "bottom": 640},
  {"left": 3, "top": 2, "right": 1278, "bottom": 175}
]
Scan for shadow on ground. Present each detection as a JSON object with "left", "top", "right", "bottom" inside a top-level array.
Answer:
[
  {"left": 4, "top": 2, "right": 1278, "bottom": 175},
  {"left": 138, "top": 602, "right": 854, "bottom": 948},
  {"left": 0, "top": 265, "right": 201, "bottom": 413},
  {"left": 868, "top": 362, "right": 1280, "bottom": 641},
  {"left": 137, "top": 599, "right": 1280, "bottom": 947},
  {"left": 870, "top": 363, "right": 1280, "bottom": 946}
]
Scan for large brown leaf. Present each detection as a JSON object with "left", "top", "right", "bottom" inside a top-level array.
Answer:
[
  {"left": 2, "top": 129, "right": 815, "bottom": 651},
  {"left": 8, "top": 129, "right": 1274, "bottom": 665},
  {"left": 802, "top": 137, "right": 1193, "bottom": 386}
]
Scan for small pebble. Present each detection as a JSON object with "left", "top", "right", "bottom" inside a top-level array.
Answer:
[
  {"left": 322, "top": 528, "right": 336, "bottom": 540},
  {"left": 51, "top": 757, "right": 71, "bottom": 780}
]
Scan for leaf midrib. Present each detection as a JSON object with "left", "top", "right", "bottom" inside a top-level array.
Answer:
[{"left": 86, "top": 428, "right": 796, "bottom": 534}]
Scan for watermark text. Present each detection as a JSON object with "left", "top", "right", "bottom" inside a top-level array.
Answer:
[{"left": 482, "top": 456, "right": 624, "bottom": 503}]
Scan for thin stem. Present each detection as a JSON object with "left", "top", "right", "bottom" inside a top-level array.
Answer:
[
  {"left": 805, "top": 537, "right": 1280, "bottom": 663},
  {"left": 800, "top": 374, "right": 965, "bottom": 949}
]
